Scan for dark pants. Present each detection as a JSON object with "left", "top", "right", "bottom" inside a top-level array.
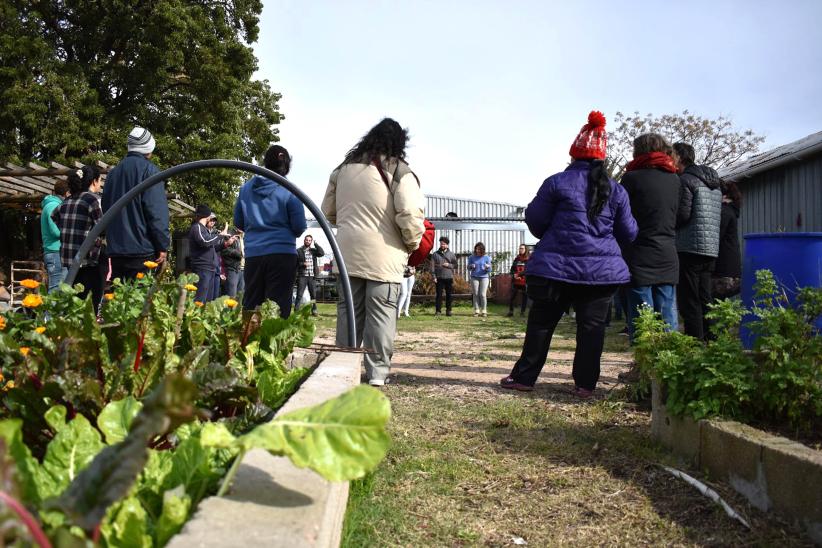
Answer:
[
  {"left": 509, "top": 284, "right": 527, "bottom": 313},
  {"left": 193, "top": 269, "right": 217, "bottom": 303},
  {"left": 76, "top": 265, "right": 105, "bottom": 314},
  {"left": 224, "top": 269, "right": 243, "bottom": 297},
  {"left": 243, "top": 253, "right": 297, "bottom": 318},
  {"left": 435, "top": 278, "right": 453, "bottom": 313},
  {"left": 110, "top": 255, "right": 154, "bottom": 281},
  {"left": 677, "top": 252, "right": 715, "bottom": 341},
  {"left": 295, "top": 276, "right": 318, "bottom": 312},
  {"left": 508, "top": 277, "right": 617, "bottom": 391}
]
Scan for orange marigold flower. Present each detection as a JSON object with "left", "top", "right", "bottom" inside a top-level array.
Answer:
[
  {"left": 35, "top": 326, "right": 46, "bottom": 334},
  {"left": 0, "top": 317, "right": 6, "bottom": 330},
  {"left": 21, "top": 294, "right": 43, "bottom": 308},
  {"left": 184, "top": 284, "right": 198, "bottom": 292},
  {"left": 0, "top": 372, "right": 4, "bottom": 382},
  {"left": 143, "top": 261, "right": 159, "bottom": 269},
  {"left": 19, "top": 347, "right": 30, "bottom": 357},
  {"left": 194, "top": 301, "right": 204, "bottom": 307},
  {"left": 224, "top": 298, "right": 238, "bottom": 308},
  {"left": 20, "top": 279, "right": 40, "bottom": 289},
  {"left": 3, "top": 381, "right": 14, "bottom": 391},
  {"left": 136, "top": 272, "right": 145, "bottom": 279},
  {"left": 104, "top": 293, "right": 115, "bottom": 301}
]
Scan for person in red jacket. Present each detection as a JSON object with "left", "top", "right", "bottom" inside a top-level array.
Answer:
[{"left": 507, "top": 244, "right": 530, "bottom": 317}]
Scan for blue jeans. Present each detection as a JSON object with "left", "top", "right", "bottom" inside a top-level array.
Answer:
[
  {"left": 44, "top": 252, "right": 67, "bottom": 293},
  {"left": 627, "top": 284, "right": 678, "bottom": 340},
  {"left": 194, "top": 269, "right": 217, "bottom": 303},
  {"left": 224, "top": 269, "right": 243, "bottom": 297}
]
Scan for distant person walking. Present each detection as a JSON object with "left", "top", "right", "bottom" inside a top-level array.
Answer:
[
  {"left": 234, "top": 145, "right": 306, "bottom": 316},
  {"left": 322, "top": 118, "right": 425, "bottom": 386},
  {"left": 712, "top": 180, "right": 742, "bottom": 299},
  {"left": 52, "top": 167, "right": 106, "bottom": 312},
  {"left": 673, "top": 142, "right": 722, "bottom": 341},
  {"left": 41, "top": 179, "right": 70, "bottom": 292},
  {"left": 507, "top": 244, "right": 530, "bottom": 317},
  {"left": 221, "top": 228, "right": 245, "bottom": 298},
  {"left": 468, "top": 242, "right": 491, "bottom": 317},
  {"left": 430, "top": 236, "right": 457, "bottom": 316},
  {"left": 620, "top": 133, "right": 681, "bottom": 339},
  {"left": 500, "top": 111, "right": 638, "bottom": 398},
  {"left": 397, "top": 265, "right": 416, "bottom": 318},
  {"left": 295, "top": 234, "right": 324, "bottom": 315},
  {"left": 102, "top": 127, "right": 170, "bottom": 280}
]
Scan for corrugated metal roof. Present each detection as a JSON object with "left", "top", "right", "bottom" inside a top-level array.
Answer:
[{"left": 720, "top": 130, "right": 822, "bottom": 182}]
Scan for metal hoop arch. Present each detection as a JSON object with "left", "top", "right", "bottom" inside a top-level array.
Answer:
[{"left": 64, "top": 159, "right": 356, "bottom": 347}]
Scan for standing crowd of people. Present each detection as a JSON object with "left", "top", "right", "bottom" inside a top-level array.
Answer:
[{"left": 39, "top": 111, "right": 742, "bottom": 394}]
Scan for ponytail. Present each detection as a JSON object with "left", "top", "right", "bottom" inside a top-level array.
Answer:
[
  {"left": 66, "top": 170, "right": 84, "bottom": 196},
  {"left": 587, "top": 160, "right": 611, "bottom": 221}
]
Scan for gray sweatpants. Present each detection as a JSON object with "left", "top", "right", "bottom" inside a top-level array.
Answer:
[
  {"left": 336, "top": 277, "right": 400, "bottom": 382},
  {"left": 471, "top": 277, "right": 489, "bottom": 312}
]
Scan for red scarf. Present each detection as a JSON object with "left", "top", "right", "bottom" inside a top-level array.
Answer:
[{"left": 625, "top": 152, "right": 677, "bottom": 173}]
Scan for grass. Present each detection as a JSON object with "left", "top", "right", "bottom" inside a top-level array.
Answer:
[{"left": 313, "top": 300, "right": 810, "bottom": 546}]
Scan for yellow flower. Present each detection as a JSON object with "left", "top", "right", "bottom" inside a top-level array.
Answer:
[
  {"left": 143, "top": 261, "right": 159, "bottom": 269},
  {"left": 104, "top": 293, "right": 115, "bottom": 301},
  {"left": 224, "top": 298, "right": 238, "bottom": 309},
  {"left": 194, "top": 301, "right": 204, "bottom": 307},
  {"left": 21, "top": 294, "right": 43, "bottom": 308},
  {"left": 0, "top": 372, "right": 4, "bottom": 382},
  {"left": 136, "top": 272, "right": 145, "bottom": 279},
  {"left": 20, "top": 279, "right": 40, "bottom": 289},
  {"left": 3, "top": 380, "right": 14, "bottom": 391},
  {"left": 35, "top": 326, "right": 46, "bottom": 334},
  {"left": 19, "top": 347, "right": 30, "bottom": 357},
  {"left": 184, "top": 284, "right": 198, "bottom": 292},
  {"left": 0, "top": 316, "right": 5, "bottom": 330}
]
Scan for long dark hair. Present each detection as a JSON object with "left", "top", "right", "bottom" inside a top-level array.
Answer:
[
  {"left": 587, "top": 160, "right": 611, "bottom": 221},
  {"left": 66, "top": 165, "right": 100, "bottom": 197},
  {"left": 344, "top": 118, "right": 408, "bottom": 165},
  {"left": 722, "top": 180, "right": 742, "bottom": 208}
]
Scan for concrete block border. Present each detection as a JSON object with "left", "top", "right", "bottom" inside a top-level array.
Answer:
[
  {"left": 168, "top": 350, "right": 363, "bottom": 548},
  {"left": 651, "top": 382, "right": 822, "bottom": 545}
]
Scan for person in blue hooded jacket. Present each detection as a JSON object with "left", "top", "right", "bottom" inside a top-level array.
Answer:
[{"left": 234, "top": 145, "right": 306, "bottom": 316}]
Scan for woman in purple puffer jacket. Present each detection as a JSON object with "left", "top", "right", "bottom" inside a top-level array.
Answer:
[{"left": 500, "top": 111, "right": 638, "bottom": 398}]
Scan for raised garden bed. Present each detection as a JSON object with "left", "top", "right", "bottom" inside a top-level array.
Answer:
[{"left": 652, "top": 381, "right": 822, "bottom": 545}]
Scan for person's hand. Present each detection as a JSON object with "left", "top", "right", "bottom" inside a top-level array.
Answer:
[
  {"left": 220, "top": 274, "right": 227, "bottom": 281},
  {"left": 156, "top": 251, "right": 167, "bottom": 264}
]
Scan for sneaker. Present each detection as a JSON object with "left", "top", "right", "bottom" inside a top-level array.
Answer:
[
  {"left": 369, "top": 378, "right": 389, "bottom": 387},
  {"left": 311, "top": 310, "right": 318, "bottom": 316},
  {"left": 404, "top": 311, "right": 410, "bottom": 317},
  {"left": 481, "top": 311, "right": 487, "bottom": 317},
  {"left": 572, "top": 387, "right": 594, "bottom": 399},
  {"left": 473, "top": 311, "right": 479, "bottom": 317},
  {"left": 499, "top": 376, "right": 534, "bottom": 392}
]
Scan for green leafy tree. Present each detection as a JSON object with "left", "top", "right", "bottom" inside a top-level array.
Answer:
[
  {"left": 606, "top": 111, "right": 765, "bottom": 179},
  {"left": 0, "top": 0, "right": 282, "bottom": 218}
]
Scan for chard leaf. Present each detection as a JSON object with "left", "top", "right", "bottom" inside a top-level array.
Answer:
[
  {"left": 257, "top": 367, "right": 307, "bottom": 410},
  {"left": 41, "top": 407, "right": 105, "bottom": 500},
  {"left": 156, "top": 487, "right": 192, "bottom": 546},
  {"left": 98, "top": 397, "right": 143, "bottom": 444},
  {"left": 237, "top": 385, "right": 391, "bottom": 482},
  {"left": 162, "top": 429, "right": 225, "bottom": 503},
  {"left": 101, "top": 496, "right": 152, "bottom": 548},
  {"left": 47, "top": 375, "right": 199, "bottom": 532}
]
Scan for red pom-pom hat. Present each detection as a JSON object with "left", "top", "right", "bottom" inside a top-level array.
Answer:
[{"left": 569, "top": 110, "right": 607, "bottom": 160}]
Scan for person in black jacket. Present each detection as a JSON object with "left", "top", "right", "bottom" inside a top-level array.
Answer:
[
  {"left": 188, "top": 204, "right": 235, "bottom": 303},
  {"left": 621, "top": 134, "right": 681, "bottom": 339},
  {"left": 221, "top": 228, "right": 244, "bottom": 298},
  {"left": 712, "top": 181, "right": 742, "bottom": 299},
  {"left": 294, "top": 234, "right": 324, "bottom": 315}
]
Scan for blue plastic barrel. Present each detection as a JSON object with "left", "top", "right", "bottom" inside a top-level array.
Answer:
[{"left": 740, "top": 232, "right": 822, "bottom": 347}]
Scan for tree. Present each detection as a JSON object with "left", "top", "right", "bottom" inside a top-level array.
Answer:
[
  {"left": 605, "top": 111, "right": 765, "bottom": 180},
  {"left": 0, "top": 0, "right": 282, "bottom": 218}
]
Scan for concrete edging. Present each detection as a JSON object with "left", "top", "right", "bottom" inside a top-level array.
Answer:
[
  {"left": 168, "top": 350, "right": 363, "bottom": 548},
  {"left": 651, "top": 381, "right": 822, "bottom": 545}
]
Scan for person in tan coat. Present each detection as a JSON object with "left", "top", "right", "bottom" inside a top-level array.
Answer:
[{"left": 322, "top": 118, "right": 425, "bottom": 385}]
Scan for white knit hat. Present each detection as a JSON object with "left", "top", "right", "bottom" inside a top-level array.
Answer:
[{"left": 127, "top": 127, "right": 156, "bottom": 154}]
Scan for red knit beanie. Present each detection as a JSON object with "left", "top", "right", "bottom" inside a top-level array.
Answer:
[{"left": 569, "top": 111, "right": 607, "bottom": 160}]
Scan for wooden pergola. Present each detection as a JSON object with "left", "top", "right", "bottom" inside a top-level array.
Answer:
[{"left": 0, "top": 160, "right": 195, "bottom": 216}]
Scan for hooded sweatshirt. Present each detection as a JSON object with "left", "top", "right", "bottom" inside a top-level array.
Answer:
[
  {"left": 41, "top": 194, "right": 63, "bottom": 253},
  {"left": 233, "top": 175, "right": 307, "bottom": 258},
  {"left": 676, "top": 164, "right": 722, "bottom": 257}
]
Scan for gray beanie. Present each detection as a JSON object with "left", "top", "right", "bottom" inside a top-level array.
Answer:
[{"left": 127, "top": 127, "right": 156, "bottom": 154}]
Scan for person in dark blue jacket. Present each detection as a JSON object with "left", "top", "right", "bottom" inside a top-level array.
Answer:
[
  {"left": 102, "top": 127, "right": 170, "bottom": 280},
  {"left": 500, "top": 111, "right": 638, "bottom": 398},
  {"left": 234, "top": 145, "right": 307, "bottom": 316},
  {"left": 188, "top": 205, "right": 235, "bottom": 303}
]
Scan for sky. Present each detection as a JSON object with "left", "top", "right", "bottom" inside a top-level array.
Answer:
[{"left": 253, "top": 0, "right": 822, "bottom": 210}]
